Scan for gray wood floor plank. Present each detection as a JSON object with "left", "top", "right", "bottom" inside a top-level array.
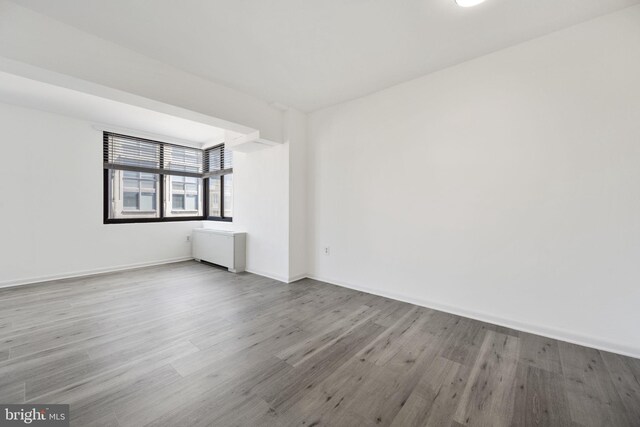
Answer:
[
  {"left": 261, "top": 321, "right": 385, "bottom": 413},
  {"left": 390, "top": 357, "right": 467, "bottom": 427},
  {"left": 276, "top": 304, "right": 379, "bottom": 367},
  {"left": 0, "top": 261, "right": 638, "bottom": 426},
  {"left": 29, "top": 340, "right": 199, "bottom": 405},
  {"left": 356, "top": 306, "right": 427, "bottom": 366},
  {"left": 271, "top": 354, "right": 383, "bottom": 425},
  {"left": 373, "top": 300, "right": 416, "bottom": 328},
  {"left": 83, "top": 413, "right": 121, "bottom": 427},
  {"left": 518, "top": 331, "right": 563, "bottom": 375},
  {"left": 510, "top": 364, "right": 573, "bottom": 426},
  {"left": 559, "top": 342, "right": 633, "bottom": 426},
  {"left": 68, "top": 364, "right": 181, "bottom": 427},
  {"left": 453, "top": 331, "right": 521, "bottom": 427},
  {"left": 437, "top": 317, "right": 487, "bottom": 365},
  {"left": 598, "top": 350, "right": 640, "bottom": 425},
  {"left": 117, "top": 356, "right": 287, "bottom": 427},
  {"left": 345, "top": 338, "right": 440, "bottom": 426},
  {"left": 0, "top": 381, "right": 24, "bottom": 403}
]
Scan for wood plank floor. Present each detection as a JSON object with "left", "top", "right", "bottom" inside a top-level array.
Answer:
[{"left": 0, "top": 261, "right": 638, "bottom": 426}]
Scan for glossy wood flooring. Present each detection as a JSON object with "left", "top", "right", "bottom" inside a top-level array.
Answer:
[{"left": 0, "top": 261, "right": 638, "bottom": 426}]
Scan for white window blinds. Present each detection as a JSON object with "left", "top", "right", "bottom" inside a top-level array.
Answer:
[{"left": 204, "top": 144, "right": 234, "bottom": 178}]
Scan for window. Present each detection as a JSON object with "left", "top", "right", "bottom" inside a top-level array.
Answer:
[
  {"left": 204, "top": 144, "right": 233, "bottom": 221},
  {"left": 166, "top": 175, "right": 202, "bottom": 216},
  {"left": 122, "top": 171, "right": 159, "bottom": 213},
  {"left": 103, "top": 132, "right": 232, "bottom": 223}
]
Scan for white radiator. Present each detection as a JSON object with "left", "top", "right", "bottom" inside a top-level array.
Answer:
[{"left": 191, "top": 229, "right": 246, "bottom": 273}]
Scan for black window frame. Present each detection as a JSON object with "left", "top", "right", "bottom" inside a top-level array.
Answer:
[
  {"left": 205, "top": 143, "right": 233, "bottom": 222},
  {"left": 103, "top": 132, "right": 232, "bottom": 224}
]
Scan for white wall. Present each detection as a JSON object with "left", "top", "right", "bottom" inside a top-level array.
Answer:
[
  {"left": 286, "top": 109, "right": 309, "bottom": 281},
  {"left": 308, "top": 6, "right": 640, "bottom": 357},
  {"left": 201, "top": 108, "right": 308, "bottom": 283},
  {"left": 0, "top": 102, "right": 197, "bottom": 286},
  {"left": 203, "top": 141, "right": 291, "bottom": 282}
]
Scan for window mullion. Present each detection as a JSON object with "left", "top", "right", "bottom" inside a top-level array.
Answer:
[
  {"left": 221, "top": 175, "right": 225, "bottom": 219},
  {"left": 159, "top": 143, "right": 165, "bottom": 219},
  {"left": 203, "top": 176, "right": 209, "bottom": 218},
  {"left": 220, "top": 152, "right": 224, "bottom": 219}
]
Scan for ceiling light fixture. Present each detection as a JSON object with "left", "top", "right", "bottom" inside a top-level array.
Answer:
[{"left": 455, "top": 0, "right": 487, "bottom": 7}]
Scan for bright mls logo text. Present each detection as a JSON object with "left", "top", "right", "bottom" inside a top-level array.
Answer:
[{"left": 1, "top": 405, "right": 69, "bottom": 427}]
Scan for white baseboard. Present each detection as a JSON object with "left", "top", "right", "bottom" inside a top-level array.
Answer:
[
  {"left": 244, "top": 268, "right": 289, "bottom": 283},
  {"left": 286, "top": 273, "right": 308, "bottom": 284},
  {"left": 1, "top": 260, "right": 298, "bottom": 290},
  {"left": 307, "top": 274, "right": 640, "bottom": 360},
  {"left": 0, "top": 257, "right": 194, "bottom": 290},
  {"left": 244, "top": 270, "right": 307, "bottom": 284}
]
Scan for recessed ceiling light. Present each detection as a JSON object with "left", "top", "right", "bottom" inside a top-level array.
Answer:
[{"left": 456, "top": 0, "right": 487, "bottom": 7}]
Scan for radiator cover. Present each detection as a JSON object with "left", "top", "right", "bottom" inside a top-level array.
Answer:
[{"left": 191, "top": 229, "right": 246, "bottom": 273}]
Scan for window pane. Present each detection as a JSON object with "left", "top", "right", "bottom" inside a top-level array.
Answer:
[
  {"left": 172, "top": 194, "right": 184, "bottom": 210},
  {"left": 223, "top": 174, "right": 233, "bottom": 218},
  {"left": 108, "top": 170, "right": 160, "bottom": 219},
  {"left": 123, "top": 179, "right": 139, "bottom": 189},
  {"left": 140, "top": 180, "right": 156, "bottom": 192},
  {"left": 209, "top": 176, "right": 221, "bottom": 217},
  {"left": 123, "top": 192, "right": 138, "bottom": 209},
  {"left": 140, "top": 193, "right": 156, "bottom": 210},
  {"left": 186, "top": 195, "right": 197, "bottom": 211},
  {"left": 166, "top": 175, "right": 202, "bottom": 216}
]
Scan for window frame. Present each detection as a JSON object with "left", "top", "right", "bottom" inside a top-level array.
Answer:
[
  {"left": 103, "top": 133, "right": 232, "bottom": 224},
  {"left": 205, "top": 143, "right": 233, "bottom": 222},
  {"left": 107, "top": 169, "right": 161, "bottom": 219}
]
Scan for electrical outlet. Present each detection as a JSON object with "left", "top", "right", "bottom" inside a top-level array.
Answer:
[
  {"left": 323, "top": 246, "right": 330, "bottom": 255},
  {"left": 186, "top": 235, "right": 191, "bottom": 242}
]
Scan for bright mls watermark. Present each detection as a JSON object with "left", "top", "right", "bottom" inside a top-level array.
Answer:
[{"left": 0, "top": 405, "right": 69, "bottom": 427}]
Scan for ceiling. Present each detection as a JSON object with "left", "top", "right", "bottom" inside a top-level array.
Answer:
[{"left": 9, "top": 0, "right": 640, "bottom": 112}]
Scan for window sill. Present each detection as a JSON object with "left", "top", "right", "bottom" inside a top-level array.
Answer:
[
  {"left": 206, "top": 217, "right": 233, "bottom": 222},
  {"left": 104, "top": 216, "right": 205, "bottom": 224},
  {"left": 121, "top": 210, "right": 158, "bottom": 215},
  {"left": 170, "top": 210, "right": 200, "bottom": 214}
]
